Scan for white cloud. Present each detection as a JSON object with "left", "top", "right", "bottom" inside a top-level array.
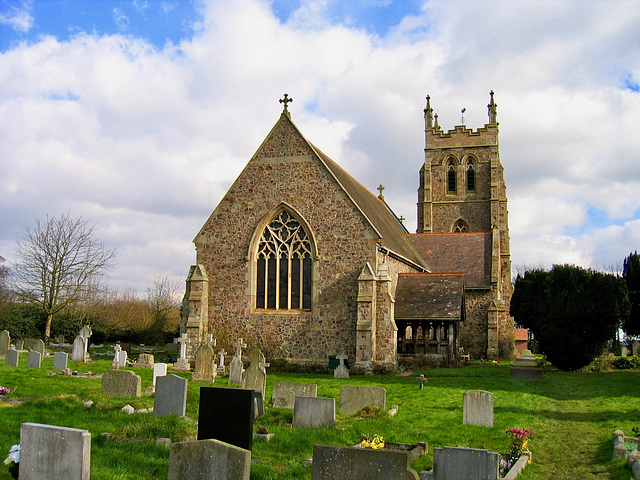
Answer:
[
  {"left": 1, "top": 0, "right": 640, "bottom": 295},
  {"left": 0, "top": 0, "right": 33, "bottom": 33}
]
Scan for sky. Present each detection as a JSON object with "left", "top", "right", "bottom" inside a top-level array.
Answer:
[{"left": 1, "top": 0, "right": 640, "bottom": 296}]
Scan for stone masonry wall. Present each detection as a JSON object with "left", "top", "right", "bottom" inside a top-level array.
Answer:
[{"left": 458, "top": 290, "right": 492, "bottom": 359}]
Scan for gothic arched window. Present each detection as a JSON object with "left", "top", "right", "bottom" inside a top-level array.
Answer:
[
  {"left": 255, "top": 210, "right": 312, "bottom": 311},
  {"left": 453, "top": 219, "right": 469, "bottom": 232},
  {"left": 466, "top": 158, "right": 476, "bottom": 193},
  {"left": 447, "top": 159, "right": 456, "bottom": 194}
]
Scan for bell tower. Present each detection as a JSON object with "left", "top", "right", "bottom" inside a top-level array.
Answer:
[{"left": 417, "top": 92, "right": 513, "bottom": 357}]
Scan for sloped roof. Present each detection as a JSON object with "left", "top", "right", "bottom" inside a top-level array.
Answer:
[
  {"left": 407, "top": 232, "right": 491, "bottom": 288},
  {"left": 395, "top": 273, "right": 465, "bottom": 320},
  {"left": 253, "top": 112, "right": 428, "bottom": 271},
  {"left": 514, "top": 328, "right": 529, "bottom": 341}
]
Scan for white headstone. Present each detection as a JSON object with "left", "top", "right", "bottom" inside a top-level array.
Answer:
[
  {"left": 334, "top": 353, "right": 349, "bottom": 379},
  {"left": 5, "top": 348, "right": 19, "bottom": 367},
  {"left": 53, "top": 351, "right": 68, "bottom": 370},
  {"left": 27, "top": 350, "right": 42, "bottom": 368},
  {"left": 153, "top": 363, "right": 168, "bottom": 386},
  {"left": 463, "top": 390, "right": 494, "bottom": 427},
  {"left": 118, "top": 350, "right": 128, "bottom": 367},
  {"left": 112, "top": 344, "right": 122, "bottom": 369},
  {"left": 71, "top": 335, "right": 86, "bottom": 362}
]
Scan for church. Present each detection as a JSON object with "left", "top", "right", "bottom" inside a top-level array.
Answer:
[{"left": 180, "top": 92, "right": 514, "bottom": 369}]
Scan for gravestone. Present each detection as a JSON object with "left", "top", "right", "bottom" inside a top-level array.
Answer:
[
  {"left": 198, "top": 387, "right": 254, "bottom": 451},
  {"left": 57, "top": 335, "right": 65, "bottom": 345},
  {"left": 271, "top": 381, "right": 318, "bottom": 409},
  {"left": 217, "top": 348, "right": 227, "bottom": 375},
  {"left": 228, "top": 338, "right": 247, "bottom": 384},
  {"left": 166, "top": 342, "right": 179, "bottom": 353},
  {"left": 79, "top": 325, "right": 92, "bottom": 340},
  {"left": 174, "top": 333, "right": 191, "bottom": 370},
  {"left": 119, "top": 350, "right": 128, "bottom": 367},
  {"left": 622, "top": 347, "right": 629, "bottom": 357},
  {"left": 20, "top": 422, "right": 91, "bottom": 480},
  {"left": 53, "top": 351, "right": 68, "bottom": 370},
  {"left": 5, "top": 348, "right": 19, "bottom": 367},
  {"left": 0, "top": 329, "right": 10, "bottom": 355},
  {"left": 34, "top": 339, "right": 45, "bottom": 357},
  {"left": 194, "top": 342, "right": 217, "bottom": 382},
  {"left": 112, "top": 343, "right": 122, "bottom": 369},
  {"left": 339, "top": 385, "right": 386, "bottom": 414},
  {"left": 634, "top": 341, "right": 640, "bottom": 357},
  {"left": 135, "top": 353, "right": 154, "bottom": 368},
  {"left": 16, "top": 339, "right": 24, "bottom": 351},
  {"left": 463, "top": 390, "right": 494, "bottom": 427},
  {"left": 71, "top": 335, "right": 87, "bottom": 362},
  {"left": 27, "top": 350, "right": 42, "bottom": 368},
  {"left": 154, "top": 374, "right": 188, "bottom": 417},
  {"left": 168, "top": 439, "right": 251, "bottom": 480},
  {"left": 102, "top": 369, "right": 141, "bottom": 397},
  {"left": 312, "top": 445, "right": 420, "bottom": 480},
  {"left": 432, "top": 446, "right": 500, "bottom": 480},
  {"left": 334, "top": 353, "right": 349, "bottom": 379},
  {"left": 292, "top": 396, "right": 335, "bottom": 429},
  {"left": 241, "top": 348, "right": 269, "bottom": 400},
  {"left": 24, "top": 338, "right": 37, "bottom": 350},
  {"left": 153, "top": 363, "right": 168, "bottom": 386}
]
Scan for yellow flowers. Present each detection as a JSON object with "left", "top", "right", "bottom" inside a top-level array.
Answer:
[{"left": 361, "top": 434, "right": 385, "bottom": 450}]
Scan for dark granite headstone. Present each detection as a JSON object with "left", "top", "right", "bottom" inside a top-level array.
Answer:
[{"left": 198, "top": 387, "right": 254, "bottom": 451}]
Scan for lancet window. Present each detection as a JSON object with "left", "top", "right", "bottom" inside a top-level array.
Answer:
[
  {"left": 466, "top": 159, "right": 476, "bottom": 192},
  {"left": 447, "top": 159, "right": 457, "bottom": 194},
  {"left": 255, "top": 211, "right": 312, "bottom": 311}
]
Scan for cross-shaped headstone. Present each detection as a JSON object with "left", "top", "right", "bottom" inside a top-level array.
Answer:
[
  {"left": 377, "top": 184, "right": 385, "bottom": 198},
  {"left": 337, "top": 353, "right": 348, "bottom": 367},
  {"left": 234, "top": 338, "right": 247, "bottom": 358},
  {"left": 259, "top": 361, "right": 270, "bottom": 374},
  {"left": 418, "top": 374, "right": 427, "bottom": 390},
  {"left": 218, "top": 349, "right": 227, "bottom": 368},
  {"left": 177, "top": 333, "right": 189, "bottom": 359},
  {"left": 205, "top": 334, "right": 216, "bottom": 347},
  {"left": 279, "top": 93, "right": 293, "bottom": 111}
]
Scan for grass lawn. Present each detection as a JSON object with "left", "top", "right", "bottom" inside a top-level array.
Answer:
[{"left": 0, "top": 353, "right": 637, "bottom": 479}]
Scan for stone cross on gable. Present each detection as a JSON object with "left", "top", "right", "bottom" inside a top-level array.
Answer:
[
  {"left": 218, "top": 349, "right": 227, "bottom": 368},
  {"left": 279, "top": 93, "right": 293, "bottom": 111},
  {"left": 377, "top": 184, "right": 385, "bottom": 199},
  {"left": 177, "top": 333, "right": 189, "bottom": 359},
  {"left": 234, "top": 338, "right": 247, "bottom": 358}
]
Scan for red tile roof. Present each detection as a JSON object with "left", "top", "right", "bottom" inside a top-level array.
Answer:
[
  {"left": 395, "top": 273, "right": 465, "bottom": 320},
  {"left": 406, "top": 232, "right": 492, "bottom": 289},
  {"left": 514, "top": 329, "right": 529, "bottom": 341}
]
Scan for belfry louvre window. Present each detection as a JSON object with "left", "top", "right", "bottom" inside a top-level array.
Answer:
[{"left": 256, "top": 211, "right": 312, "bottom": 310}]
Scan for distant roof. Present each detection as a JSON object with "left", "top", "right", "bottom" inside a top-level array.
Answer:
[
  {"left": 407, "top": 232, "right": 492, "bottom": 288},
  {"left": 514, "top": 329, "right": 529, "bottom": 341},
  {"left": 254, "top": 112, "right": 428, "bottom": 271},
  {"left": 395, "top": 273, "right": 465, "bottom": 321}
]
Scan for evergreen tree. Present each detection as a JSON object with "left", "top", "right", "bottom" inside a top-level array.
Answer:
[
  {"left": 623, "top": 252, "right": 640, "bottom": 336},
  {"left": 510, "top": 264, "right": 629, "bottom": 371}
]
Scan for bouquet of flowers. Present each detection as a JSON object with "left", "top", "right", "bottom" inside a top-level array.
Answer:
[
  {"left": 4, "top": 444, "right": 20, "bottom": 479},
  {"left": 360, "top": 434, "right": 385, "bottom": 450},
  {"left": 506, "top": 428, "right": 534, "bottom": 458},
  {"left": 0, "top": 386, "right": 10, "bottom": 395}
]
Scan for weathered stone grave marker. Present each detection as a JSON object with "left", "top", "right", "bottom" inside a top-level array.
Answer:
[
  {"left": 71, "top": 335, "right": 87, "bottom": 363},
  {"left": 241, "top": 348, "right": 269, "bottom": 400},
  {"left": 112, "top": 343, "right": 122, "bottom": 369},
  {"left": 102, "top": 369, "right": 141, "bottom": 397},
  {"left": 463, "top": 390, "right": 494, "bottom": 427},
  {"left": 424, "top": 446, "right": 500, "bottom": 480},
  {"left": 339, "top": 385, "right": 386, "bottom": 415},
  {"left": 5, "top": 348, "right": 19, "bottom": 367},
  {"left": 53, "top": 351, "right": 68, "bottom": 370},
  {"left": 217, "top": 348, "right": 227, "bottom": 375},
  {"left": 292, "top": 396, "right": 335, "bottom": 429},
  {"left": 0, "top": 329, "right": 10, "bottom": 355},
  {"left": 20, "top": 422, "right": 91, "bottom": 480},
  {"left": 271, "top": 381, "right": 318, "bottom": 409},
  {"left": 34, "top": 339, "right": 45, "bottom": 357},
  {"left": 154, "top": 374, "right": 188, "bottom": 417},
  {"left": 198, "top": 386, "right": 255, "bottom": 451},
  {"left": 334, "top": 352, "right": 349, "bottom": 379},
  {"left": 27, "top": 350, "right": 41, "bottom": 368},
  {"left": 15, "top": 339, "right": 24, "bottom": 351},
  {"left": 168, "top": 439, "right": 251, "bottom": 480},
  {"left": 228, "top": 337, "right": 247, "bottom": 384},
  {"left": 194, "top": 342, "right": 217, "bottom": 382},
  {"left": 174, "top": 333, "right": 191, "bottom": 371},
  {"left": 135, "top": 352, "right": 154, "bottom": 368}
]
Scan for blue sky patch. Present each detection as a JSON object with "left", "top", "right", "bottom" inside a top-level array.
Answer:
[{"left": 621, "top": 72, "right": 640, "bottom": 92}]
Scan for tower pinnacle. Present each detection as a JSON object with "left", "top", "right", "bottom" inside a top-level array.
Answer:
[{"left": 488, "top": 90, "right": 497, "bottom": 124}]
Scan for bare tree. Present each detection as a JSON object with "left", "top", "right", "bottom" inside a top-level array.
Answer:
[
  {"left": 11, "top": 213, "right": 116, "bottom": 341},
  {"left": 145, "top": 276, "right": 181, "bottom": 344},
  {"left": 0, "top": 255, "right": 10, "bottom": 302}
]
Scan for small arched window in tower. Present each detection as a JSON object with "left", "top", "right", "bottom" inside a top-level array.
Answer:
[
  {"left": 453, "top": 219, "right": 469, "bottom": 233},
  {"left": 447, "top": 159, "right": 456, "bottom": 194},
  {"left": 256, "top": 211, "right": 312, "bottom": 311},
  {"left": 466, "top": 159, "right": 476, "bottom": 193}
]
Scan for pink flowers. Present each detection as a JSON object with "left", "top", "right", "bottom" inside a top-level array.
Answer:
[
  {"left": 0, "top": 386, "right": 10, "bottom": 395},
  {"left": 506, "top": 428, "right": 534, "bottom": 439}
]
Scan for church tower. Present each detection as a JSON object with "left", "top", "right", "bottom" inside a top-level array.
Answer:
[{"left": 417, "top": 92, "right": 514, "bottom": 357}]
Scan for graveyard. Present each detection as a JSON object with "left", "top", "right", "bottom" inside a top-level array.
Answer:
[{"left": 0, "top": 341, "right": 639, "bottom": 479}]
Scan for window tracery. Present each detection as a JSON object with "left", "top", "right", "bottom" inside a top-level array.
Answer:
[
  {"left": 255, "top": 211, "right": 312, "bottom": 310},
  {"left": 447, "top": 159, "right": 456, "bottom": 194},
  {"left": 466, "top": 158, "right": 476, "bottom": 192}
]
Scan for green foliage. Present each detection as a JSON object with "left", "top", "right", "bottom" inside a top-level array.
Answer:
[
  {"left": 0, "top": 302, "right": 46, "bottom": 338},
  {"left": 612, "top": 356, "right": 640, "bottom": 370},
  {"left": 623, "top": 252, "right": 640, "bottom": 336},
  {"left": 511, "top": 264, "right": 630, "bottom": 371}
]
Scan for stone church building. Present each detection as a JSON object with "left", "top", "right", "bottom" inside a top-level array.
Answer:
[{"left": 181, "top": 92, "right": 514, "bottom": 368}]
